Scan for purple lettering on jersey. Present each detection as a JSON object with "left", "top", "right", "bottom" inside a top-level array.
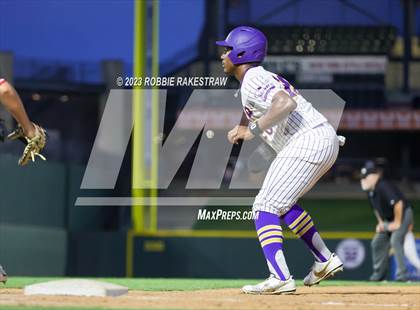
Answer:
[
  {"left": 256, "top": 83, "right": 276, "bottom": 102},
  {"left": 263, "top": 85, "right": 275, "bottom": 102},
  {"left": 272, "top": 75, "right": 299, "bottom": 97}
]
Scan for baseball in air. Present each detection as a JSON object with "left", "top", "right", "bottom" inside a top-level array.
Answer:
[{"left": 206, "top": 130, "right": 214, "bottom": 139}]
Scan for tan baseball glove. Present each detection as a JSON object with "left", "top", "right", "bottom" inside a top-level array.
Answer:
[{"left": 7, "top": 123, "right": 47, "bottom": 166}]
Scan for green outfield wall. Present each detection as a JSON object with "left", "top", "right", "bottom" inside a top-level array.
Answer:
[
  {"left": 130, "top": 235, "right": 374, "bottom": 280},
  {"left": 0, "top": 154, "right": 418, "bottom": 278}
]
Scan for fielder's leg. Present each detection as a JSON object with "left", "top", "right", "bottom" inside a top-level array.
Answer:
[
  {"left": 0, "top": 265, "right": 7, "bottom": 284},
  {"left": 242, "top": 211, "right": 295, "bottom": 295}
]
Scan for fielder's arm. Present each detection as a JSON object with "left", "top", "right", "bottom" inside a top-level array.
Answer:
[{"left": 0, "top": 79, "right": 35, "bottom": 138}]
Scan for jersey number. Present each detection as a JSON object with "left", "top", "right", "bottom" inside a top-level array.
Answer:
[{"left": 272, "top": 75, "right": 299, "bottom": 98}]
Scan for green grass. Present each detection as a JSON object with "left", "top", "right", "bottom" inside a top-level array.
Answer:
[
  {"left": 6, "top": 277, "right": 251, "bottom": 291},
  {"left": 5, "top": 277, "right": 419, "bottom": 291},
  {"left": 2, "top": 277, "right": 418, "bottom": 310}
]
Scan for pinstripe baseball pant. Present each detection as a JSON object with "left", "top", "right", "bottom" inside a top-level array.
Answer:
[{"left": 253, "top": 122, "right": 339, "bottom": 216}]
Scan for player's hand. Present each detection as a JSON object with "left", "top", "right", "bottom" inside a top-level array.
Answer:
[
  {"left": 376, "top": 223, "right": 384, "bottom": 233},
  {"left": 227, "top": 125, "right": 254, "bottom": 144}
]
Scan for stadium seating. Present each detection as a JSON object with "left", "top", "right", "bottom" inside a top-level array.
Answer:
[
  {"left": 251, "top": 25, "right": 396, "bottom": 108},
  {"left": 259, "top": 26, "right": 396, "bottom": 55}
]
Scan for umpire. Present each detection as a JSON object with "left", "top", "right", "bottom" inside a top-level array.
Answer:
[{"left": 360, "top": 161, "right": 414, "bottom": 281}]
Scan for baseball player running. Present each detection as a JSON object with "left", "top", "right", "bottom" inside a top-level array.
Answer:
[
  {"left": 217, "top": 26, "right": 343, "bottom": 294},
  {"left": 0, "top": 78, "right": 46, "bottom": 166}
]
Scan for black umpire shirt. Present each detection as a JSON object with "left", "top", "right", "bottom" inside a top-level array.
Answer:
[{"left": 367, "top": 178, "right": 411, "bottom": 222}]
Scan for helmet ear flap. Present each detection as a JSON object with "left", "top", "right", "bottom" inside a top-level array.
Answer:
[{"left": 236, "top": 51, "right": 245, "bottom": 59}]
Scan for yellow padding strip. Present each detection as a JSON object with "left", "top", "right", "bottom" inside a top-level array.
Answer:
[
  {"left": 257, "top": 224, "right": 282, "bottom": 236},
  {"left": 289, "top": 211, "right": 307, "bottom": 229},
  {"left": 298, "top": 221, "right": 314, "bottom": 237},
  {"left": 292, "top": 216, "right": 312, "bottom": 234},
  {"left": 261, "top": 237, "right": 283, "bottom": 247},
  {"left": 259, "top": 230, "right": 283, "bottom": 241},
  {"left": 130, "top": 229, "right": 420, "bottom": 240}
]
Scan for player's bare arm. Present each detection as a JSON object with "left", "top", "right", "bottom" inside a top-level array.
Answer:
[
  {"left": 0, "top": 79, "right": 47, "bottom": 166},
  {"left": 227, "top": 92, "right": 297, "bottom": 144},
  {"left": 0, "top": 79, "right": 36, "bottom": 138},
  {"left": 257, "top": 91, "right": 297, "bottom": 131}
]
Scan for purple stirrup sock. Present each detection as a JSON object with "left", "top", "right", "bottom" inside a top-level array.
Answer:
[
  {"left": 281, "top": 204, "right": 331, "bottom": 262},
  {"left": 254, "top": 211, "right": 290, "bottom": 280}
]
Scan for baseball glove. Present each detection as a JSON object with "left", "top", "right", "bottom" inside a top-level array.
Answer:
[{"left": 7, "top": 123, "right": 47, "bottom": 166}]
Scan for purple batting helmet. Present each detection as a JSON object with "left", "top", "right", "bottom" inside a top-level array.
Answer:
[{"left": 216, "top": 26, "right": 267, "bottom": 65}]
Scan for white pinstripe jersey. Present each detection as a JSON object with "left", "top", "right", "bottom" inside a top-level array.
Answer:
[{"left": 240, "top": 66, "right": 327, "bottom": 153}]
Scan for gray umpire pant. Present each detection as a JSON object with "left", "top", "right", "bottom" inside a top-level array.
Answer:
[{"left": 371, "top": 208, "right": 413, "bottom": 280}]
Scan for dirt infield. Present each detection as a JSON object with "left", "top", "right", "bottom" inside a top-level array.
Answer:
[{"left": 0, "top": 286, "right": 419, "bottom": 310}]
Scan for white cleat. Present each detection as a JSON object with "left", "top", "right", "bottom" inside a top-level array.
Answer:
[
  {"left": 304, "top": 253, "right": 344, "bottom": 286},
  {"left": 242, "top": 274, "right": 296, "bottom": 295}
]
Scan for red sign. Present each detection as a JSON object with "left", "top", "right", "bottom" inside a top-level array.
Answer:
[{"left": 339, "top": 110, "right": 420, "bottom": 130}]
